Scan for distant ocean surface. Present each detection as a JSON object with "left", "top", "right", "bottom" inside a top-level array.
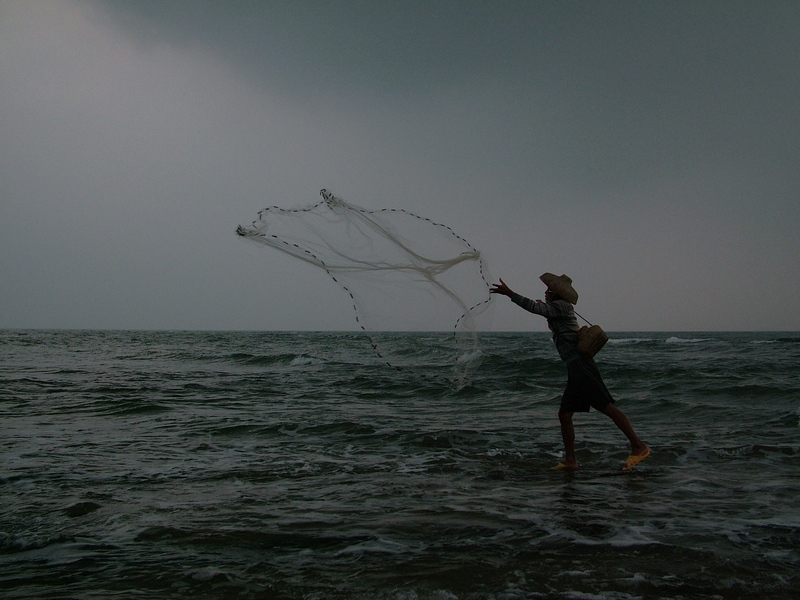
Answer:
[{"left": 2, "top": 330, "right": 799, "bottom": 599}]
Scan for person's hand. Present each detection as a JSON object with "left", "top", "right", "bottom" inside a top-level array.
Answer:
[{"left": 490, "top": 278, "right": 514, "bottom": 297}]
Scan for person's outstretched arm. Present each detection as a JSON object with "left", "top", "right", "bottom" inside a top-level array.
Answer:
[
  {"left": 490, "top": 278, "right": 515, "bottom": 297},
  {"left": 491, "top": 278, "right": 550, "bottom": 316}
]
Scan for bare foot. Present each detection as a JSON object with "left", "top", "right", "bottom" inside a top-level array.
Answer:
[{"left": 554, "top": 461, "right": 579, "bottom": 470}]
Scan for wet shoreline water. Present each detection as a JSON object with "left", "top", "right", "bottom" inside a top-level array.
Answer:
[{"left": 2, "top": 330, "right": 799, "bottom": 598}]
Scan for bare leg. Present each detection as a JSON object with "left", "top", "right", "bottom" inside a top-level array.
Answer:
[
  {"left": 600, "top": 404, "right": 649, "bottom": 455},
  {"left": 558, "top": 410, "right": 578, "bottom": 467}
]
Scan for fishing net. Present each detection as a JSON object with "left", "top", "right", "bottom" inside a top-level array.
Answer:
[{"left": 236, "top": 189, "right": 492, "bottom": 381}]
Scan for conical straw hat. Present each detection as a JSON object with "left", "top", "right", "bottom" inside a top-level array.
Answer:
[{"left": 539, "top": 273, "right": 578, "bottom": 305}]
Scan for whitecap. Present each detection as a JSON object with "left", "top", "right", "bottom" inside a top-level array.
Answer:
[
  {"left": 665, "top": 336, "right": 706, "bottom": 344},
  {"left": 457, "top": 349, "right": 484, "bottom": 364}
]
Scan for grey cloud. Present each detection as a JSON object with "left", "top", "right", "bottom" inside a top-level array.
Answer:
[
  {"left": 2, "top": 0, "right": 798, "bottom": 331},
  {"left": 93, "top": 1, "right": 800, "bottom": 188}
]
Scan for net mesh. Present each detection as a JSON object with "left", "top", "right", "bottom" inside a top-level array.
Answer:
[{"left": 237, "top": 189, "right": 492, "bottom": 382}]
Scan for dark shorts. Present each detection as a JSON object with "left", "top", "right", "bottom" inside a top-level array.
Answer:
[{"left": 560, "top": 355, "right": 615, "bottom": 413}]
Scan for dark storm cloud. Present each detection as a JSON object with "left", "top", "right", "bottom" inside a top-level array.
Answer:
[
  {"left": 96, "top": 0, "right": 544, "bottom": 93},
  {"left": 95, "top": 0, "right": 799, "bottom": 191},
  {"left": 2, "top": 0, "right": 798, "bottom": 330}
]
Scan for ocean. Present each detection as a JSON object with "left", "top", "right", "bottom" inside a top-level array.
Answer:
[{"left": 1, "top": 330, "right": 798, "bottom": 599}]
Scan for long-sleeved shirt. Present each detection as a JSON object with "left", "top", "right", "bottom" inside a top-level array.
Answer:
[{"left": 511, "top": 293, "right": 581, "bottom": 364}]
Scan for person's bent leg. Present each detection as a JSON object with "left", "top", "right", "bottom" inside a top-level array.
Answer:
[
  {"left": 600, "top": 403, "right": 648, "bottom": 456},
  {"left": 558, "top": 410, "right": 578, "bottom": 467}
]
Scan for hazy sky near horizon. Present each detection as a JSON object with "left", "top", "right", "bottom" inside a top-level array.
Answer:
[{"left": 1, "top": 0, "right": 798, "bottom": 332}]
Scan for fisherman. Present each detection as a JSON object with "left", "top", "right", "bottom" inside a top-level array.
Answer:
[{"left": 490, "top": 273, "right": 650, "bottom": 470}]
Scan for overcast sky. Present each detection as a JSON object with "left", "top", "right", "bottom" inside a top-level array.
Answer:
[{"left": 1, "top": 0, "right": 798, "bottom": 332}]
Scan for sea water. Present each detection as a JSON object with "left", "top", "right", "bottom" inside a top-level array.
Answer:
[{"left": 1, "top": 330, "right": 798, "bottom": 599}]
